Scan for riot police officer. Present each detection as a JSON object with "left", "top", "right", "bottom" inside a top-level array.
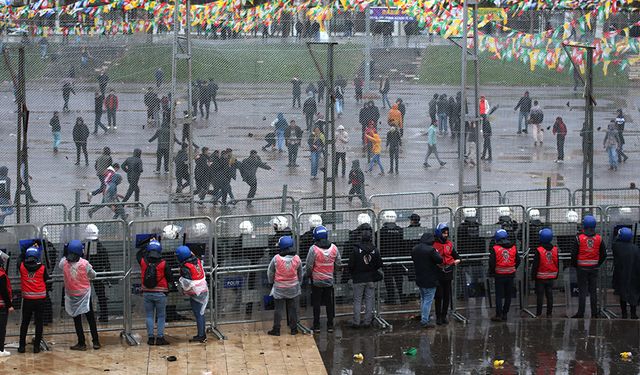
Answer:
[
  {"left": 571, "top": 215, "right": 606, "bottom": 318},
  {"left": 378, "top": 211, "right": 404, "bottom": 305}
]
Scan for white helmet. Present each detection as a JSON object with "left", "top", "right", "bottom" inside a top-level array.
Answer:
[
  {"left": 566, "top": 210, "right": 579, "bottom": 223},
  {"left": 497, "top": 207, "right": 512, "bottom": 217},
  {"left": 163, "top": 224, "right": 182, "bottom": 240},
  {"left": 308, "top": 214, "right": 323, "bottom": 229},
  {"left": 191, "top": 222, "right": 209, "bottom": 237},
  {"left": 357, "top": 213, "right": 372, "bottom": 226},
  {"left": 381, "top": 211, "right": 397, "bottom": 224},
  {"left": 270, "top": 216, "right": 289, "bottom": 231},
  {"left": 463, "top": 207, "right": 477, "bottom": 218},
  {"left": 620, "top": 207, "right": 632, "bottom": 216},
  {"left": 239, "top": 221, "right": 254, "bottom": 235},
  {"left": 529, "top": 209, "right": 540, "bottom": 221},
  {"left": 85, "top": 224, "right": 99, "bottom": 240}
]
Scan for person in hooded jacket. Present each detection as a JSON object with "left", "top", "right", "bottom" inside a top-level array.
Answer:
[
  {"left": 18, "top": 245, "right": 49, "bottom": 353},
  {"left": 386, "top": 125, "right": 401, "bottom": 174},
  {"left": 121, "top": 148, "right": 143, "bottom": 202},
  {"left": 531, "top": 228, "right": 558, "bottom": 318},
  {"left": 176, "top": 246, "right": 209, "bottom": 343},
  {"left": 347, "top": 160, "right": 366, "bottom": 205},
  {"left": 0, "top": 250, "right": 12, "bottom": 357},
  {"left": 379, "top": 211, "right": 404, "bottom": 305},
  {"left": 411, "top": 232, "right": 443, "bottom": 328},
  {"left": 136, "top": 239, "right": 173, "bottom": 345},
  {"left": 273, "top": 113, "right": 288, "bottom": 152},
  {"left": 612, "top": 227, "right": 640, "bottom": 319},
  {"left": 304, "top": 225, "right": 341, "bottom": 333},
  {"left": 433, "top": 223, "right": 460, "bottom": 325},
  {"left": 571, "top": 215, "right": 606, "bottom": 318},
  {"left": 59, "top": 240, "right": 100, "bottom": 351},
  {"left": 239, "top": 150, "right": 272, "bottom": 207},
  {"left": 267, "top": 236, "right": 302, "bottom": 336},
  {"left": 489, "top": 229, "right": 520, "bottom": 322},
  {"left": 349, "top": 229, "right": 382, "bottom": 328}
]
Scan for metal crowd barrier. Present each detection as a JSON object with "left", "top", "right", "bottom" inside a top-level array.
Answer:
[
  {"left": 126, "top": 216, "right": 219, "bottom": 343},
  {"left": 296, "top": 195, "right": 360, "bottom": 215},
  {"left": 368, "top": 192, "right": 436, "bottom": 212},
  {"left": 573, "top": 187, "right": 640, "bottom": 207},
  {"left": 213, "top": 212, "right": 297, "bottom": 336},
  {"left": 41, "top": 220, "right": 128, "bottom": 338},
  {"left": 436, "top": 190, "right": 502, "bottom": 209},
  {"left": 146, "top": 196, "right": 296, "bottom": 219},
  {"left": 69, "top": 202, "right": 145, "bottom": 222},
  {"left": 376, "top": 207, "right": 453, "bottom": 324},
  {"left": 0, "top": 203, "right": 68, "bottom": 226},
  {"left": 520, "top": 206, "right": 604, "bottom": 319},
  {"left": 503, "top": 188, "right": 572, "bottom": 208}
]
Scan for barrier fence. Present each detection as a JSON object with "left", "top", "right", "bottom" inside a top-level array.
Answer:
[
  {"left": 502, "top": 188, "right": 572, "bottom": 208},
  {"left": 69, "top": 202, "right": 146, "bottom": 222},
  {"left": 146, "top": 196, "right": 296, "bottom": 219},
  {"left": 0, "top": 198, "right": 637, "bottom": 342},
  {"left": 296, "top": 195, "right": 359, "bottom": 215},
  {"left": 0, "top": 204, "right": 68, "bottom": 226},
  {"left": 573, "top": 188, "right": 640, "bottom": 207},
  {"left": 368, "top": 192, "right": 436, "bottom": 211},
  {"left": 436, "top": 190, "right": 502, "bottom": 210}
]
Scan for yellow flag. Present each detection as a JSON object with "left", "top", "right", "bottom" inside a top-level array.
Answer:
[{"left": 602, "top": 60, "right": 610, "bottom": 76}]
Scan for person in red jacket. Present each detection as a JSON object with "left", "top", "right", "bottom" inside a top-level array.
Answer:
[
  {"left": 104, "top": 89, "right": 118, "bottom": 130},
  {"left": 552, "top": 116, "right": 567, "bottom": 162},
  {"left": 18, "top": 245, "right": 49, "bottom": 353},
  {"left": 137, "top": 239, "right": 173, "bottom": 345},
  {"left": 433, "top": 223, "right": 460, "bottom": 325},
  {"left": 571, "top": 215, "right": 606, "bottom": 318},
  {"left": 0, "top": 250, "right": 12, "bottom": 357},
  {"left": 489, "top": 229, "right": 520, "bottom": 322},
  {"left": 531, "top": 228, "right": 558, "bottom": 317}
]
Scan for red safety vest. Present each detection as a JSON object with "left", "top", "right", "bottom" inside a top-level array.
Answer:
[
  {"left": 274, "top": 255, "right": 301, "bottom": 289},
  {"left": 184, "top": 259, "right": 205, "bottom": 281},
  {"left": 0, "top": 269, "right": 11, "bottom": 308},
  {"left": 433, "top": 240, "right": 455, "bottom": 266},
  {"left": 63, "top": 258, "right": 92, "bottom": 297},
  {"left": 140, "top": 258, "right": 169, "bottom": 293},
  {"left": 311, "top": 244, "right": 338, "bottom": 281},
  {"left": 536, "top": 246, "right": 558, "bottom": 280},
  {"left": 20, "top": 263, "right": 46, "bottom": 300},
  {"left": 577, "top": 233, "right": 601, "bottom": 267},
  {"left": 479, "top": 98, "right": 489, "bottom": 115},
  {"left": 493, "top": 245, "right": 517, "bottom": 275}
]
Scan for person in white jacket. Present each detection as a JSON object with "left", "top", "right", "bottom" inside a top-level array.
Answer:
[{"left": 335, "top": 125, "right": 349, "bottom": 177}]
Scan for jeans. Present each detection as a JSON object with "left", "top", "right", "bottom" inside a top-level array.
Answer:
[
  {"left": 418, "top": 287, "right": 436, "bottom": 325},
  {"left": 494, "top": 277, "right": 514, "bottom": 317},
  {"left": 576, "top": 268, "right": 599, "bottom": 316},
  {"left": 144, "top": 292, "right": 167, "bottom": 338},
  {"left": 276, "top": 129, "right": 285, "bottom": 151},
  {"left": 518, "top": 111, "right": 529, "bottom": 132},
  {"left": 438, "top": 113, "right": 448, "bottom": 133},
  {"left": 189, "top": 297, "right": 206, "bottom": 337},
  {"left": 557, "top": 135, "right": 565, "bottom": 160},
  {"left": 368, "top": 154, "right": 383, "bottom": 173},
  {"left": 52, "top": 131, "right": 61, "bottom": 149},
  {"left": 273, "top": 297, "right": 298, "bottom": 330},
  {"left": 311, "top": 286, "right": 335, "bottom": 328},
  {"left": 310, "top": 151, "right": 321, "bottom": 177},
  {"left": 287, "top": 145, "right": 299, "bottom": 166},
  {"left": 535, "top": 279, "right": 554, "bottom": 316},
  {"left": 335, "top": 99, "right": 343, "bottom": 115},
  {"left": 607, "top": 146, "right": 618, "bottom": 168},
  {"left": 352, "top": 282, "right": 375, "bottom": 325},
  {"left": 381, "top": 92, "right": 391, "bottom": 108},
  {"left": 0, "top": 197, "right": 14, "bottom": 224}
]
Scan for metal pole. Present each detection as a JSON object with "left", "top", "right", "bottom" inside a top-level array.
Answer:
[
  {"left": 584, "top": 48, "right": 594, "bottom": 206},
  {"left": 16, "top": 47, "right": 25, "bottom": 223},
  {"left": 322, "top": 43, "right": 336, "bottom": 211},
  {"left": 185, "top": 0, "right": 194, "bottom": 216},
  {"left": 364, "top": 6, "right": 371, "bottom": 91},
  {"left": 458, "top": 2, "right": 469, "bottom": 208},
  {"left": 329, "top": 43, "right": 336, "bottom": 210},
  {"left": 74, "top": 190, "right": 81, "bottom": 221},
  {"left": 472, "top": 1, "right": 482, "bottom": 205},
  {"left": 168, "top": 0, "right": 179, "bottom": 211}
]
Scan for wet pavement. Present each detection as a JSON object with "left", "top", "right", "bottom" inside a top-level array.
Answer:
[{"left": 316, "top": 317, "right": 640, "bottom": 374}]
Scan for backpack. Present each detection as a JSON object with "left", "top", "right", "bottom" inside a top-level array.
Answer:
[{"left": 143, "top": 261, "right": 159, "bottom": 289}]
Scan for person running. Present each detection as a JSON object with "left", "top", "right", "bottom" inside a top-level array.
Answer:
[
  {"left": 121, "top": 148, "right": 143, "bottom": 202},
  {"left": 423, "top": 121, "right": 446, "bottom": 168},
  {"left": 347, "top": 160, "right": 366, "bottom": 205},
  {"left": 365, "top": 129, "right": 384, "bottom": 175},
  {"left": 238, "top": 150, "right": 272, "bottom": 207}
]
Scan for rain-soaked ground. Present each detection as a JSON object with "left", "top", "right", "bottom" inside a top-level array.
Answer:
[{"left": 316, "top": 315, "right": 640, "bottom": 374}]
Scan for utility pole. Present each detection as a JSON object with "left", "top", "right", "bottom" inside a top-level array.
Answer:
[
  {"left": 458, "top": 0, "right": 481, "bottom": 207},
  {"left": 364, "top": 5, "right": 372, "bottom": 91},
  {"left": 168, "top": 0, "right": 194, "bottom": 216}
]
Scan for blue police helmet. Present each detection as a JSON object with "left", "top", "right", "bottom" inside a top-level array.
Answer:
[
  {"left": 278, "top": 236, "right": 294, "bottom": 250},
  {"left": 494, "top": 229, "right": 508, "bottom": 241},
  {"left": 25, "top": 246, "right": 40, "bottom": 260},
  {"left": 67, "top": 240, "right": 84, "bottom": 256},
  {"left": 175, "top": 245, "right": 192, "bottom": 262},
  {"left": 313, "top": 225, "right": 328, "bottom": 240},
  {"left": 618, "top": 227, "right": 633, "bottom": 243},
  {"left": 435, "top": 222, "right": 449, "bottom": 240},
  {"left": 146, "top": 240, "right": 162, "bottom": 253},
  {"left": 539, "top": 228, "right": 553, "bottom": 244},
  {"left": 582, "top": 215, "right": 596, "bottom": 229}
]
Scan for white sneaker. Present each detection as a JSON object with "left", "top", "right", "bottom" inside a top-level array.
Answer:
[
  {"left": 113, "top": 126, "right": 117, "bottom": 130},
  {"left": 0, "top": 350, "right": 10, "bottom": 357}
]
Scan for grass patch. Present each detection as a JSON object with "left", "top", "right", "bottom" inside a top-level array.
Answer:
[
  {"left": 0, "top": 46, "right": 49, "bottom": 83},
  {"left": 418, "top": 45, "right": 629, "bottom": 87}
]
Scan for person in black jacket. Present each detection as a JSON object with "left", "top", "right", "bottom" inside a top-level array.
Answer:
[
  {"left": 149, "top": 124, "right": 181, "bottom": 174},
  {"left": 239, "top": 150, "right": 271, "bottom": 207},
  {"left": 194, "top": 148, "right": 212, "bottom": 201},
  {"left": 612, "top": 227, "right": 640, "bottom": 319},
  {"left": 349, "top": 229, "right": 382, "bottom": 328},
  {"left": 411, "top": 233, "right": 443, "bottom": 328},
  {"left": 94, "top": 92, "right": 107, "bottom": 134},
  {"left": 481, "top": 118, "right": 492, "bottom": 161},
  {"left": 285, "top": 120, "right": 304, "bottom": 167},
  {"left": 174, "top": 143, "right": 190, "bottom": 193},
  {"left": 302, "top": 94, "right": 317, "bottom": 131},
  {"left": 379, "top": 211, "right": 404, "bottom": 305},
  {"left": 386, "top": 126, "right": 401, "bottom": 174},
  {"left": 72, "top": 117, "right": 89, "bottom": 166},
  {"left": 121, "top": 148, "right": 143, "bottom": 202},
  {"left": 489, "top": 229, "right": 521, "bottom": 322}
]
